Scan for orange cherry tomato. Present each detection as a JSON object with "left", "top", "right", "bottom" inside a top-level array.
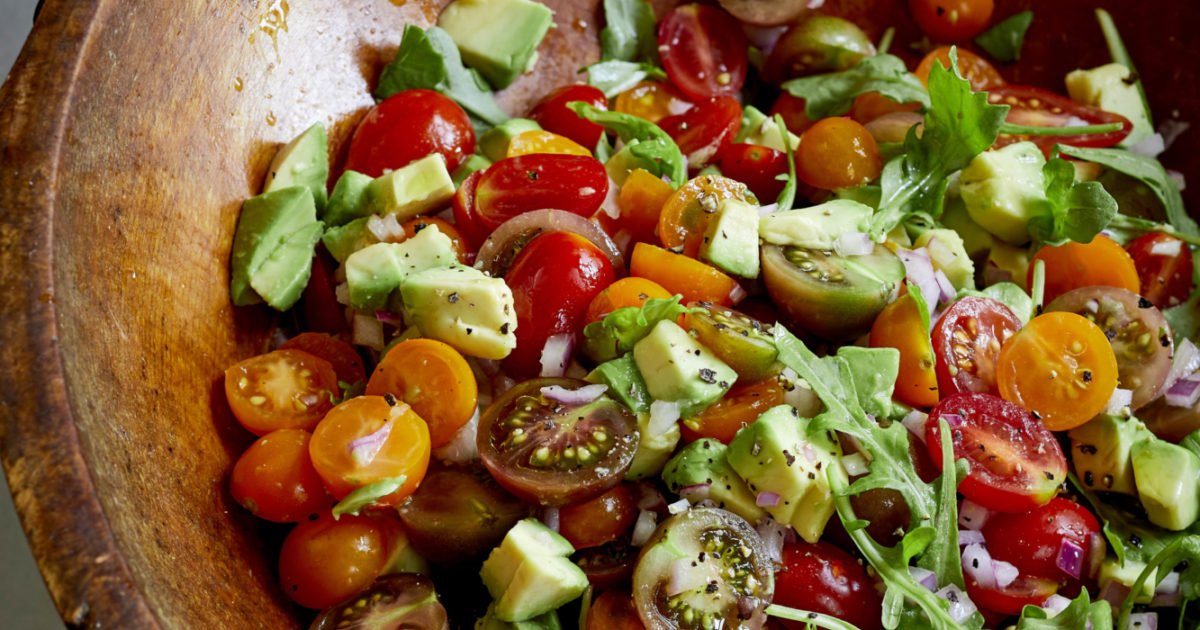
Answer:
[
  {"left": 617, "top": 168, "right": 676, "bottom": 245},
  {"left": 230, "top": 429, "right": 333, "bottom": 523},
  {"left": 1029, "top": 235, "right": 1140, "bottom": 304},
  {"left": 870, "top": 291, "right": 940, "bottom": 407},
  {"left": 996, "top": 312, "right": 1119, "bottom": 431},
  {"left": 796, "top": 118, "right": 882, "bottom": 190},
  {"left": 507, "top": 129, "right": 592, "bottom": 158},
  {"left": 614, "top": 80, "right": 693, "bottom": 124},
  {"left": 915, "top": 47, "right": 1005, "bottom": 92},
  {"left": 364, "top": 339, "right": 478, "bottom": 448},
  {"left": 909, "top": 0, "right": 995, "bottom": 41},
  {"left": 585, "top": 590, "right": 644, "bottom": 630},
  {"left": 657, "top": 174, "right": 750, "bottom": 257},
  {"left": 769, "top": 92, "right": 817, "bottom": 135},
  {"left": 585, "top": 276, "right": 673, "bottom": 324},
  {"left": 558, "top": 483, "right": 637, "bottom": 550},
  {"left": 630, "top": 242, "right": 740, "bottom": 306},
  {"left": 279, "top": 332, "right": 366, "bottom": 387},
  {"left": 851, "top": 91, "right": 923, "bottom": 124},
  {"left": 278, "top": 511, "right": 388, "bottom": 609},
  {"left": 682, "top": 378, "right": 785, "bottom": 444},
  {"left": 401, "top": 216, "right": 474, "bottom": 265},
  {"left": 309, "top": 396, "right": 430, "bottom": 505},
  {"left": 224, "top": 349, "right": 338, "bottom": 436}
]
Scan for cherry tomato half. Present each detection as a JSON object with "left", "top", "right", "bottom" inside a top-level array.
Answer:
[
  {"left": 630, "top": 242, "right": 740, "bottom": 306},
  {"left": 719, "top": 143, "right": 789, "bottom": 201},
  {"left": 451, "top": 169, "right": 489, "bottom": 249},
  {"left": 773, "top": 540, "right": 883, "bottom": 630},
  {"left": 344, "top": 89, "right": 475, "bottom": 176},
  {"left": 474, "top": 154, "right": 609, "bottom": 231},
  {"left": 529, "top": 84, "right": 609, "bottom": 149},
  {"left": 278, "top": 511, "right": 388, "bottom": 609},
  {"left": 870, "top": 290, "right": 939, "bottom": 408},
  {"left": 1126, "top": 232, "right": 1195, "bottom": 308},
  {"left": 965, "top": 574, "right": 1059, "bottom": 617},
  {"left": 983, "top": 497, "right": 1103, "bottom": 584},
  {"left": 915, "top": 46, "right": 1006, "bottom": 92},
  {"left": 365, "top": 338, "right": 477, "bottom": 448},
  {"left": 925, "top": 392, "right": 1067, "bottom": 513},
  {"left": 658, "top": 95, "right": 743, "bottom": 170},
  {"left": 932, "top": 296, "right": 1023, "bottom": 397},
  {"left": 909, "top": 0, "right": 994, "bottom": 41},
  {"left": 614, "top": 167, "right": 677, "bottom": 245},
  {"left": 657, "top": 174, "right": 750, "bottom": 258},
  {"left": 682, "top": 378, "right": 785, "bottom": 444},
  {"left": 230, "top": 429, "right": 333, "bottom": 522},
  {"left": 657, "top": 4, "right": 749, "bottom": 101},
  {"left": 224, "top": 349, "right": 338, "bottom": 436},
  {"left": 614, "top": 80, "right": 694, "bottom": 124},
  {"left": 279, "top": 332, "right": 366, "bottom": 387},
  {"left": 1030, "top": 234, "right": 1140, "bottom": 305},
  {"left": 990, "top": 85, "right": 1132, "bottom": 157},
  {"left": 558, "top": 483, "right": 637, "bottom": 549},
  {"left": 796, "top": 117, "right": 882, "bottom": 190},
  {"left": 585, "top": 276, "right": 673, "bottom": 324},
  {"left": 585, "top": 590, "right": 643, "bottom": 630}
]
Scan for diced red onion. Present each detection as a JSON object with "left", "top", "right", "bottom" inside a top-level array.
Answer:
[
  {"left": 959, "top": 499, "right": 992, "bottom": 530},
  {"left": 631, "top": 509, "right": 658, "bottom": 546},
  {"left": 635, "top": 483, "right": 667, "bottom": 512},
  {"left": 432, "top": 407, "right": 479, "bottom": 463},
  {"left": 474, "top": 209, "right": 625, "bottom": 276},
  {"left": 934, "top": 269, "right": 956, "bottom": 303},
  {"left": 935, "top": 584, "right": 977, "bottom": 623},
  {"left": 729, "top": 283, "right": 748, "bottom": 305},
  {"left": 834, "top": 232, "right": 874, "bottom": 257},
  {"left": 1099, "top": 579, "right": 1131, "bottom": 608},
  {"left": 348, "top": 419, "right": 394, "bottom": 464},
  {"left": 540, "top": 507, "right": 560, "bottom": 532},
  {"left": 1169, "top": 170, "right": 1187, "bottom": 191},
  {"left": 648, "top": 400, "right": 681, "bottom": 436},
  {"left": 840, "top": 453, "right": 869, "bottom": 477},
  {"left": 334, "top": 282, "right": 351, "bottom": 306},
  {"left": 1104, "top": 388, "right": 1133, "bottom": 415},
  {"left": 1166, "top": 339, "right": 1200, "bottom": 391},
  {"left": 1055, "top": 538, "right": 1085, "bottom": 579},
  {"left": 941, "top": 413, "right": 964, "bottom": 428},
  {"left": 901, "top": 409, "right": 929, "bottom": 442},
  {"left": 366, "top": 213, "right": 405, "bottom": 242},
  {"left": 755, "top": 491, "right": 781, "bottom": 508},
  {"left": 667, "top": 557, "right": 708, "bottom": 596},
  {"left": 1152, "top": 570, "right": 1182, "bottom": 606},
  {"left": 756, "top": 516, "right": 788, "bottom": 564},
  {"left": 667, "top": 498, "right": 690, "bottom": 515},
  {"left": 352, "top": 312, "right": 385, "bottom": 350},
  {"left": 539, "top": 334, "right": 573, "bottom": 377},
  {"left": 375, "top": 310, "right": 404, "bottom": 325},
  {"left": 962, "top": 543, "right": 997, "bottom": 589},
  {"left": 1150, "top": 238, "right": 1183, "bottom": 257},
  {"left": 678, "top": 483, "right": 711, "bottom": 502},
  {"left": 958, "top": 529, "right": 985, "bottom": 546},
  {"left": 897, "top": 247, "right": 940, "bottom": 316},
  {"left": 782, "top": 377, "right": 821, "bottom": 417},
  {"left": 611, "top": 229, "right": 633, "bottom": 258},
  {"left": 1126, "top": 612, "right": 1158, "bottom": 630},
  {"left": 994, "top": 560, "right": 1018, "bottom": 588},
  {"left": 1042, "top": 594, "right": 1072, "bottom": 617},
  {"left": 1165, "top": 375, "right": 1200, "bottom": 407},
  {"left": 541, "top": 383, "right": 608, "bottom": 405},
  {"left": 909, "top": 566, "right": 938, "bottom": 591},
  {"left": 1084, "top": 298, "right": 1100, "bottom": 314},
  {"left": 807, "top": 0, "right": 825, "bottom": 8},
  {"left": 1129, "top": 133, "right": 1166, "bottom": 158}
]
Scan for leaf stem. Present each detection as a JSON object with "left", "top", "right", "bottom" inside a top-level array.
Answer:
[
  {"left": 877, "top": 27, "right": 895, "bottom": 56},
  {"left": 999, "top": 122, "right": 1122, "bottom": 136},
  {"left": 1095, "top": 9, "right": 1153, "bottom": 128},
  {"left": 765, "top": 605, "right": 864, "bottom": 630}
]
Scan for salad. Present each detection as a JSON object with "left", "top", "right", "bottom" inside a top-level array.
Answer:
[{"left": 222, "top": 0, "right": 1200, "bottom": 628}]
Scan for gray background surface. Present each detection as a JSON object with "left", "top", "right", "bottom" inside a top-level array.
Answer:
[{"left": 2, "top": 0, "right": 69, "bottom": 627}]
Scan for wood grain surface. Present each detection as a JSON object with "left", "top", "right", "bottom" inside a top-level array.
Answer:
[{"left": 0, "top": 1, "right": 1196, "bottom": 628}]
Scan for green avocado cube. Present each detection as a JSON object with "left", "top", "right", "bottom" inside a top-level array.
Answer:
[
  {"left": 480, "top": 519, "right": 586, "bottom": 622},
  {"left": 323, "top": 170, "right": 374, "bottom": 227},
  {"left": 960, "top": 141, "right": 1047, "bottom": 245},
  {"left": 1131, "top": 439, "right": 1200, "bottom": 530},
  {"left": 735, "top": 105, "right": 800, "bottom": 153},
  {"left": 400, "top": 264, "right": 518, "bottom": 360},
  {"left": 1069, "top": 414, "right": 1153, "bottom": 496},
  {"left": 479, "top": 118, "right": 541, "bottom": 162},
  {"left": 662, "top": 438, "right": 767, "bottom": 524},
  {"left": 1065, "top": 63, "right": 1153, "bottom": 148},
  {"left": 248, "top": 221, "right": 323, "bottom": 311},
  {"left": 758, "top": 199, "right": 873, "bottom": 251},
  {"left": 438, "top": 0, "right": 554, "bottom": 90},
  {"left": 229, "top": 186, "right": 318, "bottom": 306},
  {"left": 366, "top": 153, "right": 456, "bottom": 221},
  {"left": 586, "top": 354, "right": 652, "bottom": 414},
  {"left": 344, "top": 225, "right": 458, "bottom": 312},
  {"left": 476, "top": 604, "right": 562, "bottom": 630},
  {"left": 625, "top": 411, "right": 681, "bottom": 481},
  {"left": 321, "top": 216, "right": 372, "bottom": 264},
  {"left": 632, "top": 320, "right": 737, "bottom": 417},
  {"left": 262, "top": 123, "right": 329, "bottom": 210},
  {"left": 700, "top": 198, "right": 761, "bottom": 278}
]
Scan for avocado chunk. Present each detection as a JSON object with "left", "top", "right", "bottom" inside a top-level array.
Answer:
[
  {"left": 758, "top": 200, "right": 873, "bottom": 251},
  {"left": 735, "top": 105, "right": 800, "bottom": 153},
  {"left": 1099, "top": 556, "right": 1156, "bottom": 605},
  {"left": 960, "top": 141, "right": 1047, "bottom": 245},
  {"left": 1130, "top": 438, "right": 1200, "bottom": 530},
  {"left": 479, "top": 519, "right": 587, "bottom": 622},
  {"left": 700, "top": 198, "right": 761, "bottom": 278},
  {"left": 836, "top": 346, "right": 902, "bottom": 420},
  {"left": 625, "top": 411, "right": 682, "bottom": 481},
  {"left": 632, "top": 320, "right": 737, "bottom": 417},
  {"left": 454, "top": 153, "right": 494, "bottom": 187},
  {"left": 479, "top": 118, "right": 542, "bottom": 162},
  {"left": 366, "top": 153, "right": 456, "bottom": 221},
  {"left": 1069, "top": 414, "right": 1154, "bottom": 496},
  {"left": 726, "top": 405, "right": 845, "bottom": 543},
  {"left": 1065, "top": 63, "right": 1153, "bottom": 148},
  {"left": 437, "top": 0, "right": 554, "bottom": 90},
  {"left": 941, "top": 196, "right": 996, "bottom": 260},
  {"left": 985, "top": 241, "right": 1032, "bottom": 291},
  {"left": 344, "top": 225, "right": 459, "bottom": 312},
  {"left": 604, "top": 142, "right": 660, "bottom": 186},
  {"left": 262, "top": 123, "right": 329, "bottom": 211},
  {"left": 248, "top": 221, "right": 323, "bottom": 311},
  {"left": 229, "top": 186, "right": 320, "bottom": 307},
  {"left": 914, "top": 229, "right": 975, "bottom": 291},
  {"left": 476, "top": 604, "right": 562, "bottom": 630},
  {"left": 586, "top": 354, "right": 652, "bottom": 414},
  {"left": 323, "top": 170, "right": 374, "bottom": 227},
  {"left": 663, "top": 438, "right": 767, "bottom": 524},
  {"left": 321, "top": 216, "right": 372, "bottom": 264},
  {"left": 400, "top": 264, "right": 518, "bottom": 360}
]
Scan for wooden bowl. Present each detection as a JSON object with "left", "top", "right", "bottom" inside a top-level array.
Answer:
[{"left": 0, "top": 0, "right": 1196, "bottom": 627}]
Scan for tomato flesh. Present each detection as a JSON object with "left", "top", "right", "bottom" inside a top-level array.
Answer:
[
  {"left": 870, "top": 290, "right": 939, "bottom": 408},
  {"left": 558, "top": 483, "right": 637, "bottom": 549},
  {"left": 982, "top": 497, "right": 1103, "bottom": 583},
  {"left": 990, "top": 85, "right": 1132, "bottom": 157},
  {"left": 657, "top": 4, "right": 749, "bottom": 101},
  {"left": 344, "top": 89, "right": 475, "bottom": 176},
  {"left": 931, "top": 296, "right": 1022, "bottom": 398},
  {"left": 658, "top": 95, "right": 743, "bottom": 171},
  {"left": 719, "top": 143, "right": 789, "bottom": 201},
  {"left": 1126, "top": 232, "right": 1195, "bottom": 308},
  {"left": 529, "top": 83, "right": 609, "bottom": 149},
  {"left": 909, "top": 0, "right": 995, "bottom": 41},
  {"left": 474, "top": 154, "right": 609, "bottom": 231},
  {"left": 224, "top": 349, "right": 338, "bottom": 436}
]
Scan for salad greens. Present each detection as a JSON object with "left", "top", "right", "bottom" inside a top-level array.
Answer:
[
  {"left": 773, "top": 113, "right": 799, "bottom": 211},
  {"left": 566, "top": 102, "right": 688, "bottom": 186},
  {"left": 598, "top": 0, "right": 657, "bottom": 63},
  {"left": 585, "top": 60, "right": 667, "bottom": 98},
  {"left": 973, "top": 10, "right": 1033, "bottom": 64},
  {"left": 1028, "top": 157, "right": 1118, "bottom": 246},
  {"left": 781, "top": 54, "right": 931, "bottom": 120},
  {"left": 1014, "top": 591, "right": 1112, "bottom": 630},
  {"left": 582, "top": 295, "right": 692, "bottom": 362}
]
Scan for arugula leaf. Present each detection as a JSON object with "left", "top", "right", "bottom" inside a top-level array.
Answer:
[
  {"left": 1055, "top": 144, "right": 1198, "bottom": 238},
  {"left": 599, "top": 0, "right": 658, "bottom": 63},
  {"left": 585, "top": 60, "right": 666, "bottom": 98},
  {"left": 567, "top": 102, "right": 687, "bottom": 187},
  {"left": 765, "top": 605, "right": 865, "bottom": 630},
  {"left": 1105, "top": 214, "right": 1200, "bottom": 248},
  {"left": 1164, "top": 289, "right": 1200, "bottom": 349},
  {"left": 974, "top": 10, "right": 1033, "bottom": 63},
  {"left": 773, "top": 113, "right": 798, "bottom": 211},
  {"left": 1015, "top": 590, "right": 1112, "bottom": 630},
  {"left": 917, "top": 425, "right": 966, "bottom": 590},
  {"left": 868, "top": 49, "right": 1009, "bottom": 240},
  {"left": 781, "top": 54, "right": 931, "bottom": 120},
  {"left": 375, "top": 26, "right": 511, "bottom": 128},
  {"left": 1027, "top": 158, "right": 1118, "bottom": 246},
  {"left": 331, "top": 475, "right": 407, "bottom": 519},
  {"left": 582, "top": 295, "right": 691, "bottom": 362}
]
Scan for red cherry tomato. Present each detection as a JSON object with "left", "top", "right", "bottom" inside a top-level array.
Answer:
[
  {"left": 503, "top": 231, "right": 616, "bottom": 376},
  {"left": 773, "top": 540, "right": 883, "bottom": 630},
  {"left": 279, "top": 332, "right": 366, "bottom": 387},
  {"left": 931, "top": 296, "right": 1023, "bottom": 398},
  {"left": 965, "top": 574, "right": 1059, "bottom": 616},
  {"left": 529, "top": 84, "right": 609, "bottom": 150},
  {"left": 990, "top": 85, "right": 1132, "bottom": 157},
  {"left": 224, "top": 349, "right": 339, "bottom": 436},
  {"left": 983, "top": 497, "right": 1103, "bottom": 584},
  {"left": 278, "top": 511, "right": 389, "bottom": 609},
  {"left": 298, "top": 247, "right": 350, "bottom": 336},
  {"left": 909, "top": 0, "right": 994, "bottom": 41},
  {"left": 1126, "top": 232, "right": 1195, "bottom": 308},
  {"left": 344, "top": 89, "right": 475, "bottom": 176},
  {"left": 658, "top": 95, "right": 744, "bottom": 171},
  {"left": 718, "top": 143, "right": 789, "bottom": 201},
  {"left": 558, "top": 483, "right": 637, "bottom": 550},
  {"left": 925, "top": 393, "right": 1067, "bottom": 513},
  {"left": 657, "top": 4, "right": 749, "bottom": 101},
  {"left": 769, "top": 92, "right": 816, "bottom": 135},
  {"left": 451, "top": 169, "right": 489, "bottom": 249},
  {"left": 474, "top": 154, "right": 609, "bottom": 231}
]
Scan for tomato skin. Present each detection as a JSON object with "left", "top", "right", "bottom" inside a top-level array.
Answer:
[
  {"left": 585, "top": 276, "right": 673, "bottom": 324},
  {"left": 224, "top": 349, "right": 339, "bottom": 436},
  {"left": 773, "top": 541, "right": 883, "bottom": 630},
  {"left": 915, "top": 46, "right": 1005, "bottom": 92},
  {"left": 614, "top": 80, "right": 694, "bottom": 124},
  {"left": 925, "top": 392, "right": 1067, "bottom": 513},
  {"left": 503, "top": 231, "right": 616, "bottom": 376},
  {"left": 529, "top": 84, "right": 608, "bottom": 150},
  {"left": 365, "top": 338, "right": 477, "bottom": 448},
  {"left": 850, "top": 92, "right": 922, "bottom": 124},
  {"left": 719, "top": 143, "right": 789, "bottom": 201},
  {"left": 614, "top": 168, "right": 676, "bottom": 245},
  {"left": 279, "top": 332, "right": 366, "bottom": 387},
  {"left": 401, "top": 216, "right": 474, "bottom": 265},
  {"left": 344, "top": 89, "right": 475, "bottom": 176},
  {"left": 1126, "top": 232, "right": 1195, "bottom": 308},
  {"left": 682, "top": 378, "right": 785, "bottom": 444},
  {"left": 278, "top": 511, "right": 389, "bottom": 610},
  {"left": 931, "top": 296, "right": 1022, "bottom": 398},
  {"left": 990, "top": 85, "right": 1132, "bottom": 156},
  {"left": 657, "top": 4, "right": 749, "bottom": 101},
  {"left": 585, "top": 590, "right": 644, "bottom": 630},
  {"left": 983, "top": 497, "right": 1103, "bottom": 583},
  {"left": 230, "top": 429, "right": 333, "bottom": 522},
  {"left": 657, "top": 174, "right": 750, "bottom": 258},
  {"left": 451, "top": 170, "right": 489, "bottom": 249},
  {"left": 796, "top": 117, "right": 882, "bottom": 190},
  {"left": 630, "top": 242, "right": 740, "bottom": 306},
  {"left": 965, "top": 574, "right": 1059, "bottom": 616},
  {"left": 870, "top": 291, "right": 939, "bottom": 408},
  {"left": 299, "top": 247, "right": 350, "bottom": 336},
  {"left": 909, "top": 0, "right": 994, "bottom": 41},
  {"left": 558, "top": 483, "right": 637, "bottom": 549},
  {"left": 1030, "top": 234, "right": 1140, "bottom": 305},
  {"left": 474, "top": 154, "right": 609, "bottom": 231},
  {"left": 658, "top": 96, "right": 743, "bottom": 170}
]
